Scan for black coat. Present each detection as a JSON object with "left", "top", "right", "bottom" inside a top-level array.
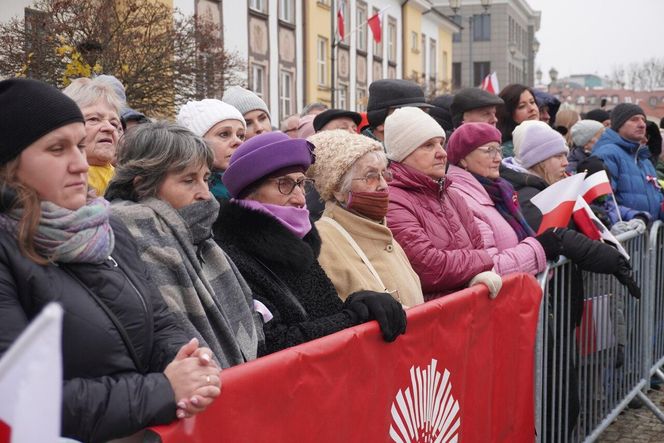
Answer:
[
  {"left": 0, "top": 217, "right": 187, "bottom": 443},
  {"left": 213, "top": 202, "right": 357, "bottom": 355},
  {"left": 499, "top": 164, "right": 548, "bottom": 230}
]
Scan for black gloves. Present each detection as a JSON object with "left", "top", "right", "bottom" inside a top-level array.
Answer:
[
  {"left": 536, "top": 228, "right": 563, "bottom": 261},
  {"left": 613, "top": 257, "right": 641, "bottom": 299},
  {"left": 557, "top": 228, "right": 622, "bottom": 273},
  {"left": 343, "top": 290, "right": 407, "bottom": 342}
]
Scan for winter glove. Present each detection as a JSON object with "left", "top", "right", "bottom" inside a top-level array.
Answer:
[
  {"left": 613, "top": 257, "right": 641, "bottom": 299},
  {"left": 469, "top": 271, "right": 503, "bottom": 299},
  {"left": 610, "top": 218, "right": 647, "bottom": 235},
  {"left": 343, "top": 290, "right": 407, "bottom": 342},
  {"left": 557, "top": 228, "right": 623, "bottom": 274},
  {"left": 535, "top": 228, "right": 563, "bottom": 261}
]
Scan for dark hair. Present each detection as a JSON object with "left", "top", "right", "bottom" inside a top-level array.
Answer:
[
  {"left": 497, "top": 84, "right": 537, "bottom": 143},
  {"left": 660, "top": 116, "right": 664, "bottom": 129}
]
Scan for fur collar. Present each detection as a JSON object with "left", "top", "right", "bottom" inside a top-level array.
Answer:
[{"left": 214, "top": 201, "right": 321, "bottom": 271}]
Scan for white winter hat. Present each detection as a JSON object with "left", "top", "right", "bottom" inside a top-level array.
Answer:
[
  {"left": 384, "top": 107, "right": 445, "bottom": 162},
  {"left": 570, "top": 120, "right": 604, "bottom": 148},
  {"left": 176, "top": 99, "right": 245, "bottom": 137}
]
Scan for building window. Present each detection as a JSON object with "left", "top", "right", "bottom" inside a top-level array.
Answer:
[
  {"left": 317, "top": 37, "right": 328, "bottom": 86},
  {"left": 421, "top": 33, "right": 426, "bottom": 74},
  {"left": 411, "top": 31, "right": 418, "bottom": 52},
  {"left": 452, "top": 62, "right": 462, "bottom": 90},
  {"left": 279, "top": 70, "right": 293, "bottom": 117},
  {"left": 356, "top": 87, "right": 367, "bottom": 112},
  {"left": 372, "top": 8, "right": 383, "bottom": 58},
  {"left": 472, "top": 14, "right": 491, "bottom": 41},
  {"left": 473, "top": 61, "right": 490, "bottom": 87},
  {"left": 429, "top": 38, "right": 437, "bottom": 81},
  {"left": 336, "top": 82, "right": 348, "bottom": 110},
  {"left": 249, "top": 0, "right": 267, "bottom": 13},
  {"left": 442, "top": 51, "right": 448, "bottom": 80},
  {"left": 624, "top": 96, "right": 632, "bottom": 103},
  {"left": 250, "top": 63, "right": 265, "bottom": 98},
  {"left": 357, "top": 2, "right": 367, "bottom": 52},
  {"left": 650, "top": 96, "right": 659, "bottom": 107},
  {"left": 452, "top": 15, "right": 462, "bottom": 42},
  {"left": 278, "top": 0, "right": 294, "bottom": 23},
  {"left": 387, "top": 16, "right": 397, "bottom": 63},
  {"left": 588, "top": 95, "right": 597, "bottom": 105}
]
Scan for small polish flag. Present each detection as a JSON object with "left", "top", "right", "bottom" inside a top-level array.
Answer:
[
  {"left": 480, "top": 72, "right": 500, "bottom": 95},
  {"left": 581, "top": 170, "right": 613, "bottom": 204},
  {"left": 368, "top": 12, "right": 382, "bottom": 44},
  {"left": 337, "top": 0, "right": 346, "bottom": 41},
  {"left": 572, "top": 196, "right": 629, "bottom": 259},
  {"left": 531, "top": 172, "right": 586, "bottom": 234}
]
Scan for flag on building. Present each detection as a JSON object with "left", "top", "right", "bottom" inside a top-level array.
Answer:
[
  {"left": 368, "top": 12, "right": 382, "bottom": 44},
  {"left": 0, "top": 303, "right": 63, "bottom": 443},
  {"left": 581, "top": 170, "right": 613, "bottom": 204},
  {"left": 530, "top": 172, "right": 587, "bottom": 234},
  {"left": 572, "top": 196, "right": 629, "bottom": 259},
  {"left": 337, "top": 0, "right": 346, "bottom": 41},
  {"left": 480, "top": 72, "right": 500, "bottom": 94}
]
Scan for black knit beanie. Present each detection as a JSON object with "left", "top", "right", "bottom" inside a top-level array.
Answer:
[
  {"left": 0, "top": 78, "right": 84, "bottom": 165},
  {"left": 610, "top": 103, "right": 645, "bottom": 132}
]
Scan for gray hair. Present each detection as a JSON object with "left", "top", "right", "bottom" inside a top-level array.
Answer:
[
  {"left": 105, "top": 121, "right": 214, "bottom": 201},
  {"left": 62, "top": 77, "right": 123, "bottom": 116},
  {"left": 300, "top": 102, "right": 328, "bottom": 117},
  {"left": 337, "top": 150, "right": 388, "bottom": 196}
]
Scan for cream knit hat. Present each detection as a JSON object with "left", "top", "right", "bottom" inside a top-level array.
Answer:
[
  {"left": 307, "top": 130, "right": 383, "bottom": 201},
  {"left": 176, "top": 99, "right": 245, "bottom": 137},
  {"left": 384, "top": 107, "right": 446, "bottom": 162}
]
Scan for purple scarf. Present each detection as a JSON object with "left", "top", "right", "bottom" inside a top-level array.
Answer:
[
  {"left": 234, "top": 199, "right": 312, "bottom": 238},
  {"left": 473, "top": 173, "right": 535, "bottom": 241}
]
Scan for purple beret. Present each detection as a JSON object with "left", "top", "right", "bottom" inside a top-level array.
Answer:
[
  {"left": 222, "top": 131, "right": 315, "bottom": 198},
  {"left": 446, "top": 122, "right": 502, "bottom": 165}
]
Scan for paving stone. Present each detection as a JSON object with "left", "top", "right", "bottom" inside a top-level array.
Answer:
[{"left": 596, "top": 388, "right": 664, "bottom": 442}]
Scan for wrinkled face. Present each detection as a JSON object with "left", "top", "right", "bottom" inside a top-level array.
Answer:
[
  {"left": 81, "top": 102, "right": 121, "bottom": 166},
  {"left": 335, "top": 153, "right": 389, "bottom": 204},
  {"left": 244, "top": 110, "right": 272, "bottom": 140},
  {"left": 512, "top": 91, "right": 539, "bottom": 124},
  {"left": 463, "top": 106, "right": 498, "bottom": 126},
  {"left": 537, "top": 153, "right": 569, "bottom": 185},
  {"left": 401, "top": 136, "right": 447, "bottom": 180},
  {"left": 203, "top": 119, "right": 245, "bottom": 171},
  {"left": 281, "top": 115, "right": 300, "bottom": 138},
  {"left": 17, "top": 122, "right": 89, "bottom": 210},
  {"left": 618, "top": 114, "right": 647, "bottom": 143},
  {"left": 248, "top": 172, "right": 308, "bottom": 208},
  {"left": 460, "top": 141, "right": 502, "bottom": 179},
  {"left": 156, "top": 162, "right": 212, "bottom": 209},
  {"left": 322, "top": 117, "right": 358, "bottom": 134}
]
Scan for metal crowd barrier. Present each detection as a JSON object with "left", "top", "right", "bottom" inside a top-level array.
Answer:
[{"left": 534, "top": 224, "right": 664, "bottom": 442}]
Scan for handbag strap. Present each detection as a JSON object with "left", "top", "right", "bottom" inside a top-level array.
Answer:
[{"left": 319, "top": 216, "right": 387, "bottom": 291}]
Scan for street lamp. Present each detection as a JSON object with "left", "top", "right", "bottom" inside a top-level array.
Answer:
[
  {"left": 449, "top": 0, "right": 492, "bottom": 88},
  {"left": 548, "top": 67, "right": 558, "bottom": 93},
  {"left": 508, "top": 42, "right": 526, "bottom": 85}
]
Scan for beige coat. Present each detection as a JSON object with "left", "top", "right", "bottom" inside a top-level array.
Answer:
[{"left": 316, "top": 202, "right": 424, "bottom": 307}]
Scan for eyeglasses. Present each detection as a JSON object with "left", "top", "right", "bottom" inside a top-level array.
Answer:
[
  {"left": 476, "top": 146, "right": 503, "bottom": 159},
  {"left": 269, "top": 177, "right": 315, "bottom": 195},
  {"left": 351, "top": 170, "right": 393, "bottom": 187}
]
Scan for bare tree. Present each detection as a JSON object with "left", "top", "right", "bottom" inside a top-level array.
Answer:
[{"left": 0, "top": 0, "right": 245, "bottom": 117}]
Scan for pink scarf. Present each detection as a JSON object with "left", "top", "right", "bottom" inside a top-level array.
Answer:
[{"left": 234, "top": 199, "right": 312, "bottom": 238}]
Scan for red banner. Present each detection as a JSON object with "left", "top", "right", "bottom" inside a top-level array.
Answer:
[{"left": 151, "top": 273, "right": 542, "bottom": 443}]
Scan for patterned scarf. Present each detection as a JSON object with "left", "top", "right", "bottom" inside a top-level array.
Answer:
[
  {"left": 0, "top": 197, "right": 114, "bottom": 264},
  {"left": 473, "top": 173, "right": 535, "bottom": 241}
]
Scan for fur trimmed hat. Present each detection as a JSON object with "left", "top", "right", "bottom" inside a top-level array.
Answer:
[
  {"left": 384, "top": 107, "right": 446, "bottom": 162},
  {"left": 307, "top": 130, "right": 383, "bottom": 201}
]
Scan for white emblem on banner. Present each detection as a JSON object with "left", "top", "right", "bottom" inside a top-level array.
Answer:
[{"left": 388, "top": 359, "right": 460, "bottom": 443}]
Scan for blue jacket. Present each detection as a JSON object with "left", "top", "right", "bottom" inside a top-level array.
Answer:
[{"left": 592, "top": 128, "right": 664, "bottom": 221}]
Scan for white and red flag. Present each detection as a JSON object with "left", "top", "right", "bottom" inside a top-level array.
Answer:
[
  {"left": 581, "top": 170, "right": 613, "bottom": 204},
  {"left": 0, "top": 303, "right": 63, "bottom": 443},
  {"left": 337, "top": 0, "right": 346, "bottom": 41},
  {"left": 367, "top": 12, "right": 382, "bottom": 44},
  {"left": 572, "top": 196, "right": 629, "bottom": 259},
  {"left": 480, "top": 72, "right": 500, "bottom": 94},
  {"left": 531, "top": 172, "right": 587, "bottom": 234}
]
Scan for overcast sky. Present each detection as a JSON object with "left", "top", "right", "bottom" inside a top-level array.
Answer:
[{"left": 526, "top": 0, "right": 664, "bottom": 84}]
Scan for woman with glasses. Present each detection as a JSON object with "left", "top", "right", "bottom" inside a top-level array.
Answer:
[
  {"left": 384, "top": 107, "right": 503, "bottom": 301},
  {"left": 213, "top": 132, "right": 406, "bottom": 355},
  {"left": 307, "top": 130, "right": 424, "bottom": 307}
]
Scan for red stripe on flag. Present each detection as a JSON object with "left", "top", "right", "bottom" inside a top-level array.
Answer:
[
  {"left": 337, "top": 9, "right": 345, "bottom": 40},
  {"left": 368, "top": 14, "right": 382, "bottom": 43},
  {"left": 583, "top": 182, "right": 613, "bottom": 203},
  {"left": 0, "top": 419, "right": 10, "bottom": 443},
  {"left": 573, "top": 208, "right": 602, "bottom": 240},
  {"left": 536, "top": 200, "right": 576, "bottom": 234}
]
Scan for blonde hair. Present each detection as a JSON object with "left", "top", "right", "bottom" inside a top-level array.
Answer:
[{"left": 555, "top": 109, "right": 580, "bottom": 147}]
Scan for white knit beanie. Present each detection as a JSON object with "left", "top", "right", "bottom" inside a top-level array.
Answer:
[
  {"left": 176, "top": 99, "right": 245, "bottom": 137},
  {"left": 570, "top": 120, "right": 604, "bottom": 148},
  {"left": 513, "top": 120, "right": 568, "bottom": 169},
  {"left": 222, "top": 85, "right": 271, "bottom": 120},
  {"left": 384, "top": 107, "right": 446, "bottom": 162}
]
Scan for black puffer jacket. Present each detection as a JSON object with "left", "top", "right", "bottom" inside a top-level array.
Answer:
[
  {"left": 0, "top": 217, "right": 187, "bottom": 443},
  {"left": 213, "top": 202, "right": 357, "bottom": 355},
  {"left": 499, "top": 164, "right": 549, "bottom": 230}
]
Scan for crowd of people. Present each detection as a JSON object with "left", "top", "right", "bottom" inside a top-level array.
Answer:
[{"left": 0, "top": 72, "right": 659, "bottom": 441}]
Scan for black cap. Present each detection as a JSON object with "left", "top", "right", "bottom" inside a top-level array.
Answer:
[
  {"left": 313, "top": 109, "right": 362, "bottom": 132},
  {"left": 450, "top": 88, "right": 504, "bottom": 128},
  {"left": 0, "top": 78, "right": 84, "bottom": 165},
  {"left": 366, "top": 79, "right": 432, "bottom": 127},
  {"left": 428, "top": 95, "right": 454, "bottom": 132},
  {"left": 585, "top": 108, "right": 611, "bottom": 124}
]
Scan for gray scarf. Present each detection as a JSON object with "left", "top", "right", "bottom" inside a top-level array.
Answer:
[{"left": 111, "top": 197, "right": 262, "bottom": 368}]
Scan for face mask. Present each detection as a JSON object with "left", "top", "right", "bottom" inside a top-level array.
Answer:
[{"left": 346, "top": 191, "right": 389, "bottom": 221}]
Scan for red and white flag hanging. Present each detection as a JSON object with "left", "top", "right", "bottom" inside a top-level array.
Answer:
[
  {"left": 480, "top": 72, "right": 500, "bottom": 94},
  {"left": 337, "top": 0, "right": 346, "bottom": 41},
  {"left": 572, "top": 196, "right": 629, "bottom": 259},
  {"left": 581, "top": 170, "right": 613, "bottom": 204},
  {"left": 0, "top": 303, "right": 63, "bottom": 443},
  {"left": 530, "top": 172, "right": 586, "bottom": 234},
  {"left": 368, "top": 12, "right": 382, "bottom": 44}
]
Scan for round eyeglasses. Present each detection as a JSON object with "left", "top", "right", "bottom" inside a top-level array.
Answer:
[
  {"left": 269, "top": 177, "right": 315, "bottom": 195},
  {"left": 351, "top": 170, "right": 393, "bottom": 187}
]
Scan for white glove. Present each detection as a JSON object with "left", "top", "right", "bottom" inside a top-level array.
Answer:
[
  {"left": 627, "top": 218, "right": 647, "bottom": 234},
  {"left": 469, "top": 271, "right": 503, "bottom": 300},
  {"left": 610, "top": 221, "right": 631, "bottom": 235}
]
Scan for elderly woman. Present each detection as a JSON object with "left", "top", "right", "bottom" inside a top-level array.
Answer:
[
  {"left": 106, "top": 122, "right": 262, "bottom": 368},
  {"left": 0, "top": 79, "right": 219, "bottom": 442},
  {"left": 384, "top": 107, "right": 502, "bottom": 300},
  {"left": 497, "top": 84, "right": 540, "bottom": 158},
  {"left": 213, "top": 132, "right": 406, "bottom": 354},
  {"left": 176, "top": 99, "right": 245, "bottom": 200},
  {"left": 307, "top": 130, "right": 423, "bottom": 307},
  {"left": 63, "top": 77, "right": 123, "bottom": 196}
]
